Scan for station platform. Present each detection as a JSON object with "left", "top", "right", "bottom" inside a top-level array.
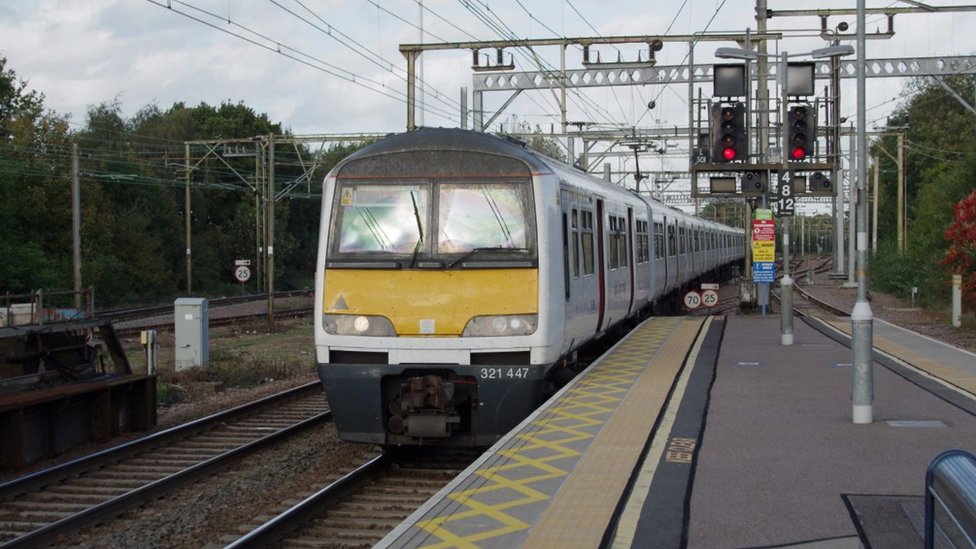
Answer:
[{"left": 377, "top": 311, "right": 976, "bottom": 548}]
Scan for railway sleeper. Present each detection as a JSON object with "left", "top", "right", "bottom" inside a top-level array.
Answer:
[
  {"left": 62, "top": 477, "right": 149, "bottom": 488},
  {"left": 46, "top": 484, "right": 131, "bottom": 497},
  {"left": 300, "top": 526, "right": 387, "bottom": 540},
  {"left": 287, "top": 535, "right": 380, "bottom": 547},
  {"left": 1, "top": 521, "right": 38, "bottom": 534},
  {"left": 2, "top": 508, "right": 71, "bottom": 522},
  {"left": 20, "top": 491, "right": 105, "bottom": 505},
  {"left": 104, "top": 463, "right": 187, "bottom": 474},
  {"left": 316, "top": 517, "right": 403, "bottom": 529},
  {"left": 81, "top": 470, "right": 168, "bottom": 481},
  {"left": 328, "top": 508, "right": 410, "bottom": 520},
  {"left": 347, "top": 493, "right": 431, "bottom": 505},
  {"left": 7, "top": 500, "right": 92, "bottom": 512}
]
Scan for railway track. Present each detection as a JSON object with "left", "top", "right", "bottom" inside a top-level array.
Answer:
[
  {"left": 223, "top": 448, "right": 482, "bottom": 548},
  {"left": 792, "top": 284, "right": 850, "bottom": 317},
  {"left": 113, "top": 306, "right": 314, "bottom": 337},
  {"left": 0, "top": 382, "right": 329, "bottom": 548},
  {"left": 97, "top": 290, "right": 311, "bottom": 323}
]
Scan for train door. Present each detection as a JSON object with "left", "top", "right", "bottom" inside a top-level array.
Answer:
[
  {"left": 661, "top": 214, "right": 669, "bottom": 294},
  {"left": 627, "top": 207, "right": 635, "bottom": 316},
  {"left": 596, "top": 199, "right": 606, "bottom": 331}
]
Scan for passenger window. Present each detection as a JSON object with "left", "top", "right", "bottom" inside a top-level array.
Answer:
[
  {"left": 581, "top": 210, "right": 594, "bottom": 275},
  {"left": 608, "top": 217, "right": 619, "bottom": 269}
]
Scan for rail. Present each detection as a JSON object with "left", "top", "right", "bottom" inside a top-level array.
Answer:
[
  {"left": 925, "top": 449, "right": 976, "bottom": 549},
  {"left": 0, "top": 382, "right": 328, "bottom": 548},
  {"left": 225, "top": 454, "right": 389, "bottom": 548}
]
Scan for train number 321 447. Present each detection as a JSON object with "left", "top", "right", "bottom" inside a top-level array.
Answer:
[{"left": 480, "top": 367, "right": 530, "bottom": 380}]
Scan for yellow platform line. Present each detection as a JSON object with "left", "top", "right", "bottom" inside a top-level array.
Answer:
[{"left": 412, "top": 316, "right": 696, "bottom": 548}]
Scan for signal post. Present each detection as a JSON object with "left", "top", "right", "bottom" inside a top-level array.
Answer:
[{"left": 692, "top": 44, "right": 852, "bottom": 344}]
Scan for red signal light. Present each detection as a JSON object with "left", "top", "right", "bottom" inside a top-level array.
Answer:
[
  {"left": 791, "top": 146, "right": 807, "bottom": 160},
  {"left": 723, "top": 147, "right": 736, "bottom": 160}
]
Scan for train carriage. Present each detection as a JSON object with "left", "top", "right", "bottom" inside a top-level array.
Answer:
[{"left": 314, "top": 128, "right": 743, "bottom": 447}]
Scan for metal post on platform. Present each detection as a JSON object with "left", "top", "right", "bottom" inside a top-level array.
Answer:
[
  {"left": 779, "top": 52, "right": 794, "bottom": 346},
  {"left": 852, "top": 0, "right": 875, "bottom": 425},
  {"left": 953, "top": 274, "right": 963, "bottom": 328}
]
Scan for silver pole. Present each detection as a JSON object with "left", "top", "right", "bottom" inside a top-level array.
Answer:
[
  {"left": 852, "top": 0, "right": 875, "bottom": 424},
  {"left": 417, "top": 1, "right": 424, "bottom": 128},
  {"left": 847, "top": 133, "right": 856, "bottom": 288},
  {"left": 780, "top": 52, "right": 794, "bottom": 346},
  {"left": 831, "top": 52, "right": 845, "bottom": 274}
]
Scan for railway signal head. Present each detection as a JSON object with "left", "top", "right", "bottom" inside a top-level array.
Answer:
[
  {"left": 711, "top": 103, "right": 746, "bottom": 162},
  {"left": 741, "top": 171, "right": 767, "bottom": 196},
  {"left": 808, "top": 171, "right": 834, "bottom": 196},
  {"left": 787, "top": 104, "right": 815, "bottom": 161}
]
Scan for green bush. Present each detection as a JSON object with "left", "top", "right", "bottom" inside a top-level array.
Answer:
[{"left": 871, "top": 242, "right": 947, "bottom": 307}]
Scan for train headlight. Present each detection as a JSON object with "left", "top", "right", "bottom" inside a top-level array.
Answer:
[
  {"left": 322, "top": 314, "right": 396, "bottom": 336},
  {"left": 462, "top": 314, "right": 538, "bottom": 337}
]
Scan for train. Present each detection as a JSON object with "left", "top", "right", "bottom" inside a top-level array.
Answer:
[{"left": 313, "top": 128, "right": 744, "bottom": 447}]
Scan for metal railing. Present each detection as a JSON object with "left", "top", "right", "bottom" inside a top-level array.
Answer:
[
  {"left": 925, "top": 449, "right": 976, "bottom": 549},
  {"left": 2, "top": 288, "right": 95, "bottom": 327}
]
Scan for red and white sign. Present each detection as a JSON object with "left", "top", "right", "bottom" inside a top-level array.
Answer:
[
  {"left": 234, "top": 265, "right": 251, "bottom": 283},
  {"left": 701, "top": 289, "right": 719, "bottom": 307},
  {"left": 752, "top": 219, "right": 775, "bottom": 241},
  {"left": 684, "top": 291, "right": 702, "bottom": 310}
]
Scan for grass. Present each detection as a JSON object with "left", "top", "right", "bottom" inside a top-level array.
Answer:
[{"left": 121, "top": 317, "right": 316, "bottom": 405}]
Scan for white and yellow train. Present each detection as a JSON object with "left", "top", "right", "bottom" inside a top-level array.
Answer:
[{"left": 314, "top": 128, "right": 743, "bottom": 447}]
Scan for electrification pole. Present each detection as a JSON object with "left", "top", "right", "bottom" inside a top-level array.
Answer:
[
  {"left": 852, "top": 0, "right": 875, "bottom": 424},
  {"left": 779, "top": 52, "right": 794, "bottom": 346},
  {"left": 72, "top": 143, "right": 82, "bottom": 311}
]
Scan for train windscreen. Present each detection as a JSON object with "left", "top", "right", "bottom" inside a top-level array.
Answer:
[{"left": 330, "top": 180, "right": 535, "bottom": 265}]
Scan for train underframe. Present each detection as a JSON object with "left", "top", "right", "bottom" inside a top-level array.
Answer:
[{"left": 317, "top": 362, "right": 549, "bottom": 448}]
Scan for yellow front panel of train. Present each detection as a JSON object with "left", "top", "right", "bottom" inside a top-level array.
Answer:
[{"left": 323, "top": 269, "right": 539, "bottom": 336}]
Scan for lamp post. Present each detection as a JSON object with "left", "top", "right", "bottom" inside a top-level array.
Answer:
[{"left": 716, "top": 44, "right": 853, "bottom": 346}]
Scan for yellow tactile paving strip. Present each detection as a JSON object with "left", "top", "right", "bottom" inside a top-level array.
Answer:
[
  {"left": 524, "top": 316, "right": 704, "bottom": 547},
  {"left": 384, "top": 316, "right": 704, "bottom": 549},
  {"left": 820, "top": 315, "right": 976, "bottom": 396}
]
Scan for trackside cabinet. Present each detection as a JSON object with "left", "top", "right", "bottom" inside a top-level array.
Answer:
[{"left": 174, "top": 297, "right": 209, "bottom": 370}]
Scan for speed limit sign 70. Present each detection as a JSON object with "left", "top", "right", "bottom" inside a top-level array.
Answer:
[{"left": 684, "top": 291, "right": 702, "bottom": 310}]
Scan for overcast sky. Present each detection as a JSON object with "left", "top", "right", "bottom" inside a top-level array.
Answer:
[{"left": 2, "top": 1, "right": 976, "bottom": 139}]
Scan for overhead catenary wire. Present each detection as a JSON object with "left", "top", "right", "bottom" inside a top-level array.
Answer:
[
  {"left": 144, "top": 0, "right": 460, "bottom": 123},
  {"left": 273, "top": 0, "right": 463, "bottom": 116},
  {"left": 458, "top": 0, "right": 621, "bottom": 128}
]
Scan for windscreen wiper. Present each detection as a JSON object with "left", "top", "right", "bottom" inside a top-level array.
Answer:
[
  {"left": 448, "top": 246, "right": 529, "bottom": 268},
  {"left": 409, "top": 191, "right": 424, "bottom": 268}
]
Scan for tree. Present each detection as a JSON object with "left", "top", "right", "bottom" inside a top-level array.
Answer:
[
  {"left": 943, "top": 190, "right": 976, "bottom": 310},
  {"left": 869, "top": 75, "right": 976, "bottom": 304},
  {"left": 0, "top": 56, "right": 73, "bottom": 294}
]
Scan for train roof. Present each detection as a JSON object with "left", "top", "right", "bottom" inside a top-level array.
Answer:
[{"left": 334, "top": 127, "right": 554, "bottom": 175}]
